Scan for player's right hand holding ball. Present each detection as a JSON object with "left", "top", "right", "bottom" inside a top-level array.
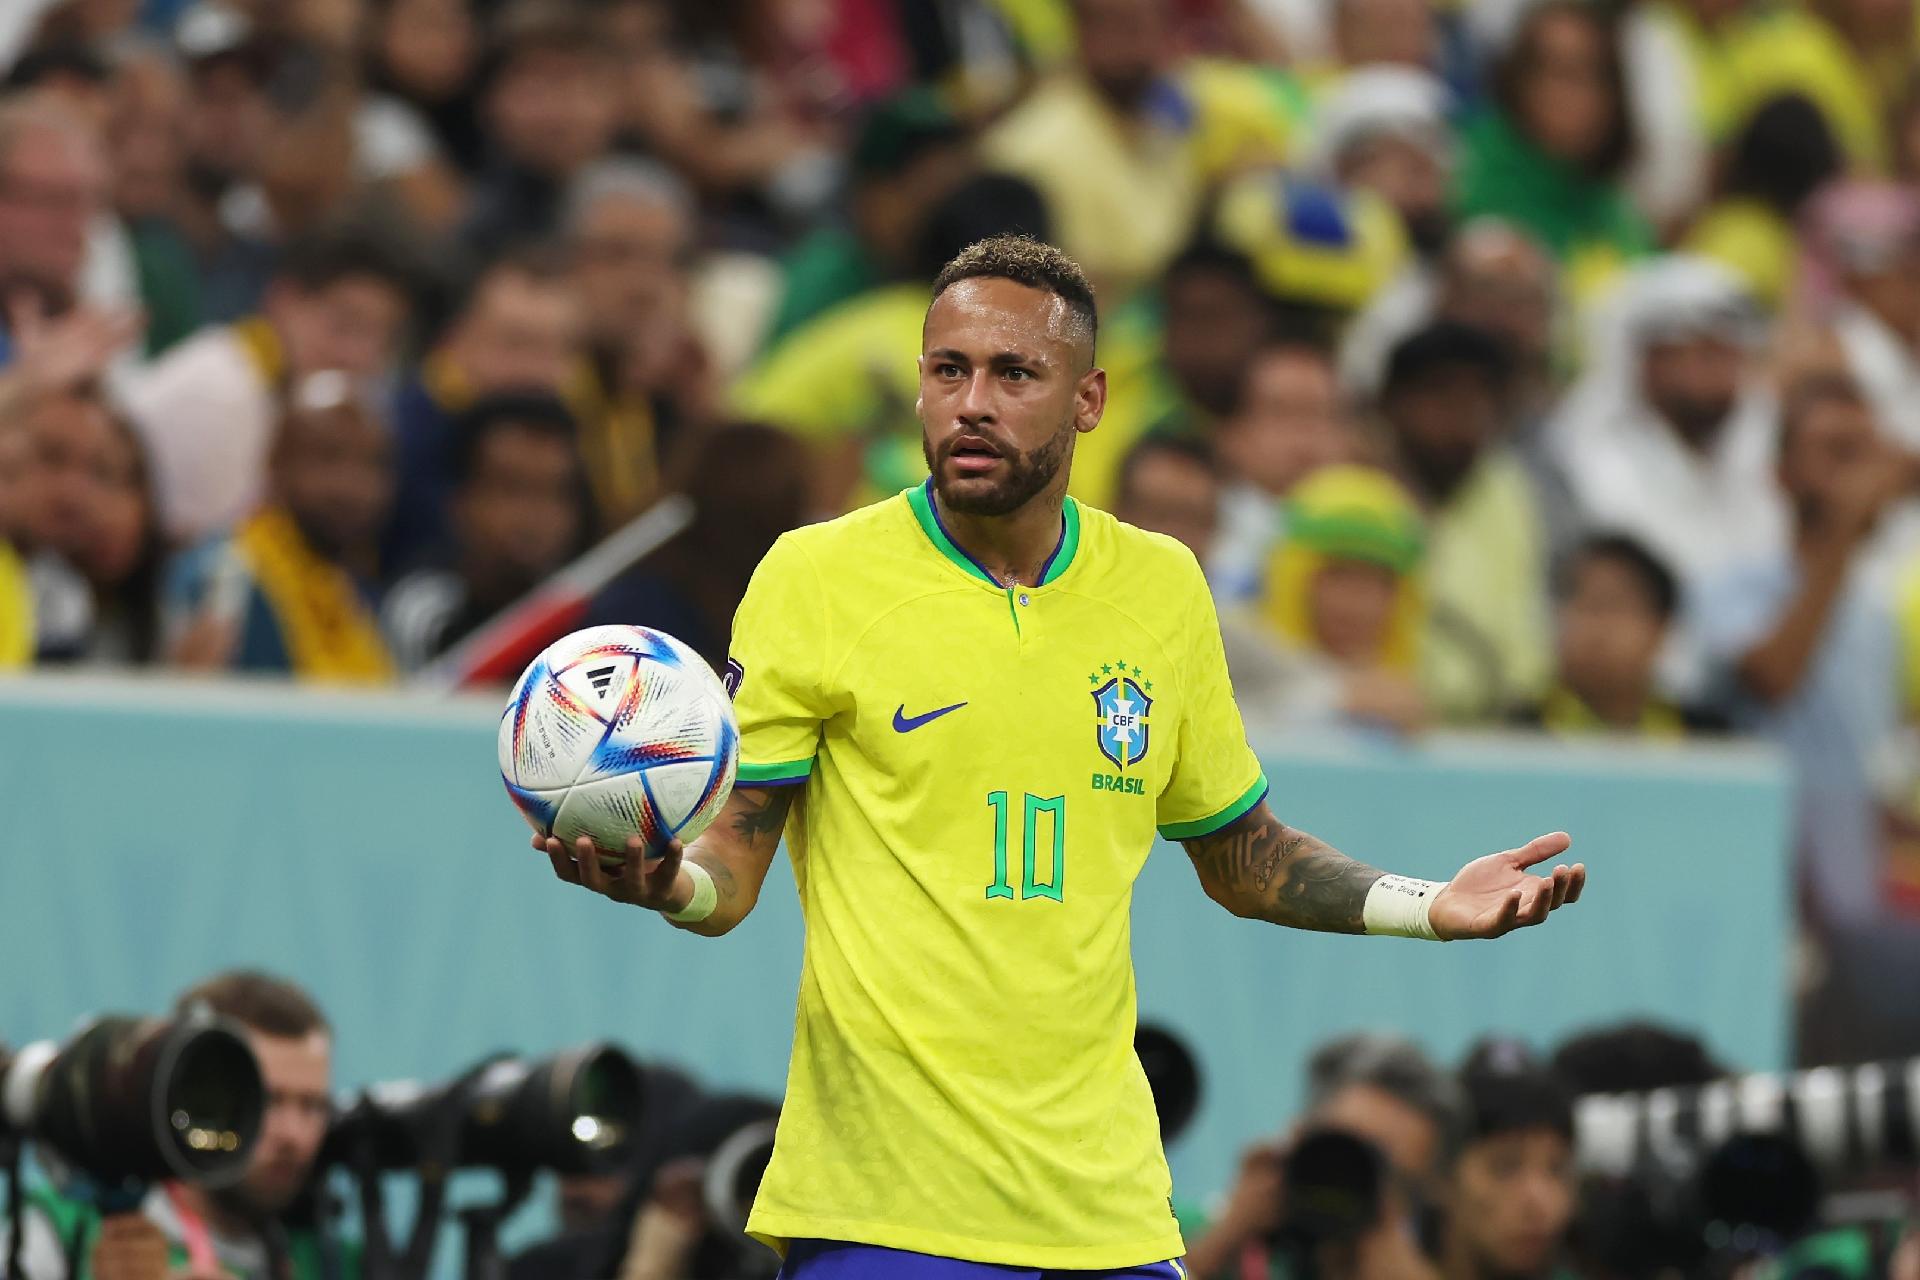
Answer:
[{"left": 537, "top": 833, "right": 691, "bottom": 914}]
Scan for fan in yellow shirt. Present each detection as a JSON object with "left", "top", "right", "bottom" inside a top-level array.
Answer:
[{"left": 538, "top": 237, "right": 1588, "bottom": 1278}]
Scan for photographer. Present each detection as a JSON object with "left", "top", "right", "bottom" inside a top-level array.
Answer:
[
  {"left": 1437, "top": 1042, "right": 1577, "bottom": 1280},
  {"left": 16, "top": 972, "right": 346, "bottom": 1280},
  {"left": 509, "top": 1091, "right": 778, "bottom": 1280},
  {"left": 1183, "top": 1034, "right": 1460, "bottom": 1279}
]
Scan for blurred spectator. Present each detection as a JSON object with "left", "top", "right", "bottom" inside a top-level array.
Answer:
[
  {"left": 1091, "top": 242, "right": 1288, "bottom": 511},
  {"left": 1309, "top": 67, "right": 1454, "bottom": 260},
  {"left": 129, "top": 227, "right": 412, "bottom": 544},
  {"left": 1800, "top": 182, "right": 1920, "bottom": 447},
  {"left": 1453, "top": 1, "right": 1651, "bottom": 299},
  {"left": 585, "top": 422, "right": 811, "bottom": 669},
  {"left": 1684, "top": 95, "right": 1842, "bottom": 313},
  {"left": 1696, "top": 373, "right": 1917, "bottom": 925},
  {"left": 1438, "top": 1042, "right": 1577, "bottom": 1280},
  {"left": 365, "top": 0, "right": 487, "bottom": 175},
  {"left": 15, "top": 385, "right": 119, "bottom": 660},
  {"left": 20, "top": 389, "right": 163, "bottom": 665},
  {"left": 563, "top": 158, "right": 714, "bottom": 528},
  {"left": 1112, "top": 432, "right": 1220, "bottom": 560},
  {"left": 383, "top": 393, "right": 587, "bottom": 672},
  {"left": 1519, "top": 534, "right": 1720, "bottom": 737},
  {"left": 1550, "top": 257, "right": 1785, "bottom": 603},
  {"left": 1375, "top": 322, "right": 1550, "bottom": 722},
  {"left": 761, "top": 90, "right": 971, "bottom": 349},
  {"left": 1431, "top": 226, "right": 1559, "bottom": 421},
  {"left": 1341, "top": 220, "right": 1560, "bottom": 429},
  {"left": 735, "top": 170, "right": 1050, "bottom": 515},
  {"left": 104, "top": 48, "right": 203, "bottom": 355},
  {"left": 1210, "top": 336, "right": 1352, "bottom": 600},
  {"left": 387, "top": 246, "right": 585, "bottom": 568},
  {"left": 982, "top": 0, "right": 1289, "bottom": 301},
  {"left": 1251, "top": 464, "right": 1430, "bottom": 734},
  {"left": 0, "top": 94, "right": 112, "bottom": 325},
  {"left": 464, "top": 1, "right": 621, "bottom": 258},
  {"left": 1183, "top": 1031, "right": 1461, "bottom": 1279},
  {"left": 168, "top": 4, "right": 294, "bottom": 320},
  {"left": 166, "top": 372, "right": 395, "bottom": 682}
]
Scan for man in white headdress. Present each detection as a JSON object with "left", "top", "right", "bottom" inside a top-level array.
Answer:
[{"left": 1548, "top": 255, "right": 1787, "bottom": 601}]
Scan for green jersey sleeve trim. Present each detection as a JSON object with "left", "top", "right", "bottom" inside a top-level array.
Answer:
[
  {"left": 737, "top": 758, "right": 815, "bottom": 784},
  {"left": 1158, "top": 774, "right": 1269, "bottom": 841}
]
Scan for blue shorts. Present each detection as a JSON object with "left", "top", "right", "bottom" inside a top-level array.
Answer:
[{"left": 776, "top": 1240, "right": 1187, "bottom": 1280}]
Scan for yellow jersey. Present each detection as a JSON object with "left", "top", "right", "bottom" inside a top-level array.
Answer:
[{"left": 731, "top": 483, "right": 1267, "bottom": 1268}]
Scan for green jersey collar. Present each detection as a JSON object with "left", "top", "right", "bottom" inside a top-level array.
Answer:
[{"left": 906, "top": 479, "right": 1081, "bottom": 588}]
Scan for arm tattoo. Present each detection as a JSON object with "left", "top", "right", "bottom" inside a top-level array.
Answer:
[
  {"left": 728, "top": 785, "right": 796, "bottom": 845},
  {"left": 1182, "top": 807, "right": 1383, "bottom": 933}
]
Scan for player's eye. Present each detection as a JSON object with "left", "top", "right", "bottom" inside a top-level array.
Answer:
[
  {"left": 935, "top": 362, "right": 965, "bottom": 378},
  {"left": 1002, "top": 367, "right": 1033, "bottom": 382}
]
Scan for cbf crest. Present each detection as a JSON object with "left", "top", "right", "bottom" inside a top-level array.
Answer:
[{"left": 1088, "top": 660, "right": 1153, "bottom": 769}]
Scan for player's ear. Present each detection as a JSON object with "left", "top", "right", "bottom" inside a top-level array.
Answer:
[{"left": 1074, "top": 366, "right": 1107, "bottom": 435}]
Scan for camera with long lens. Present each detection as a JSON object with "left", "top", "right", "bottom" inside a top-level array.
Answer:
[
  {"left": 1572, "top": 1058, "right": 1920, "bottom": 1274},
  {"left": 322, "top": 1042, "right": 644, "bottom": 1176},
  {"left": 0, "top": 1015, "right": 264, "bottom": 1189},
  {"left": 321, "top": 1044, "right": 645, "bottom": 1280}
]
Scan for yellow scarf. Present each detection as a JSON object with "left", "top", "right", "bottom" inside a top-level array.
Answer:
[
  {"left": 0, "top": 539, "right": 32, "bottom": 668},
  {"left": 234, "top": 508, "right": 393, "bottom": 684}
]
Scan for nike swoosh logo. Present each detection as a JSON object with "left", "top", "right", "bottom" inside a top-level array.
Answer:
[{"left": 893, "top": 701, "right": 968, "bottom": 732}]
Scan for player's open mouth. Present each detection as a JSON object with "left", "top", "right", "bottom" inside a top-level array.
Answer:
[{"left": 948, "top": 436, "right": 1003, "bottom": 474}]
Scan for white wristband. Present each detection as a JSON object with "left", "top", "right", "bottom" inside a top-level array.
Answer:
[
  {"left": 1363, "top": 875, "right": 1445, "bottom": 940},
  {"left": 665, "top": 862, "right": 718, "bottom": 924}
]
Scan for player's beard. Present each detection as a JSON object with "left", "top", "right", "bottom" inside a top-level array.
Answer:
[{"left": 925, "top": 420, "right": 1075, "bottom": 518}]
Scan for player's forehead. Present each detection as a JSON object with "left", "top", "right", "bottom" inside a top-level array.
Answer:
[{"left": 923, "top": 276, "right": 1080, "bottom": 365}]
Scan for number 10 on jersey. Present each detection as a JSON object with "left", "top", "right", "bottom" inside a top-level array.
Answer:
[{"left": 986, "top": 791, "right": 1065, "bottom": 902}]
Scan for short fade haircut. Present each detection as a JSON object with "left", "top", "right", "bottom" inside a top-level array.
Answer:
[
  {"left": 1556, "top": 531, "right": 1680, "bottom": 621},
  {"left": 931, "top": 235, "right": 1099, "bottom": 357},
  {"left": 175, "top": 970, "right": 330, "bottom": 1040}
]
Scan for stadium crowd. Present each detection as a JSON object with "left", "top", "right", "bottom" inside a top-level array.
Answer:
[
  {"left": 2, "top": 0, "right": 1920, "bottom": 1179},
  {"left": 3, "top": 0, "right": 1920, "bottom": 1052}
]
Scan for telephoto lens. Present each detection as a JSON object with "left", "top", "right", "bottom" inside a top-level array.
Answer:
[
  {"left": 322, "top": 1043, "right": 644, "bottom": 1174},
  {"left": 0, "top": 1015, "right": 264, "bottom": 1187}
]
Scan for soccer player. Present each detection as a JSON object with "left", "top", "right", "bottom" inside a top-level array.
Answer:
[{"left": 537, "top": 237, "right": 1586, "bottom": 1278}]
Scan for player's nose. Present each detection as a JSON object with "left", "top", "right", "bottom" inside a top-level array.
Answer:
[{"left": 955, "top": 369, "right": 996, "bottom": 423}]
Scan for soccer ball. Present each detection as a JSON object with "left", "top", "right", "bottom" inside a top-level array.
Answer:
[{"left": 499, "top": 625, "right": 739, "bottom": 855}]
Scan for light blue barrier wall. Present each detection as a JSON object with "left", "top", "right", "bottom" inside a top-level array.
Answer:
[{"left": 0, "top": 676, "right": 1791, "bottom": 1251}]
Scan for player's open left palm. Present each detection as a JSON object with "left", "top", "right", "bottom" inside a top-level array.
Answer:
[{"left": 1429, "top": 832, "right": 1584, "bottom": 940}]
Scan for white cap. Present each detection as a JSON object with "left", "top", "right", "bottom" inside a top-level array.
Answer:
[
  {"left": 1310, "top": 65, "right": 1453, "bottom": 174},
  {"left": 1620, "top": 255, "right": 1761, "bottom": 349}
]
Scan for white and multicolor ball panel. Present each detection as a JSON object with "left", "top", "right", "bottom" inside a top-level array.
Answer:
[{"left": 499, "top": 625, "right": 739, "bottom": 853}]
